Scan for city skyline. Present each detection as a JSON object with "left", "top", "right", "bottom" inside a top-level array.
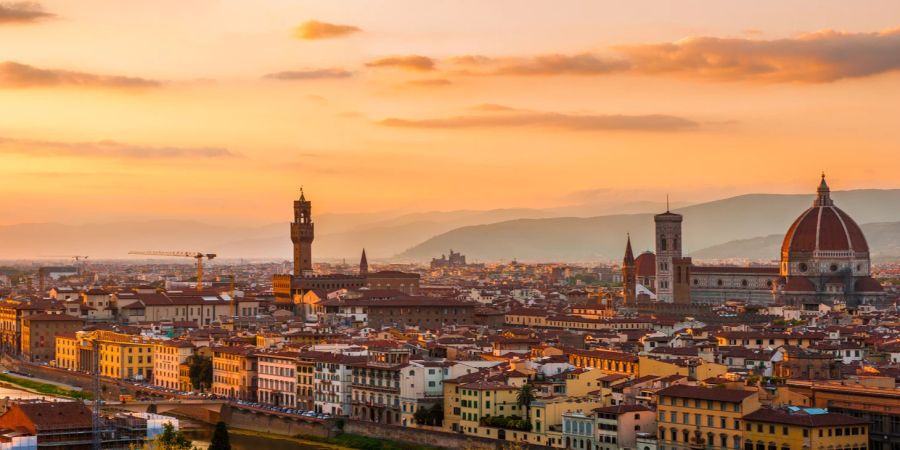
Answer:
[{"left": 3, "top": 1, "right": 900, "bottom": 225}]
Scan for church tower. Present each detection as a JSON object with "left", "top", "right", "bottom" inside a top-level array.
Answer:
[
  {"left": 622, "top": 234, "right": 636, "bottom": 305},
  {"left": 654, "top": 200, "right": 683, "bottom": 303},
  {"left": 290, "top": 189, "right": 314, "bottom": 277},
  {"left": 359, "top": 248, "right": 369, "bottom": 275}
]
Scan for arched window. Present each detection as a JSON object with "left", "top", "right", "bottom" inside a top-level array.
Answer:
[{"left": 661, "top": 235, "right": 667, "bottom": 251}]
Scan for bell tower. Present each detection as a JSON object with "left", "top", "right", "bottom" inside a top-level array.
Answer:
[
  {"left": 622, "top": 234, "right": 636, "bottom": 305},
  {"left": 291, "top": 188, "right": 314, "bottom": 277},
  {"left": 359, "top": 248, "right": 369, "bottom": 276},
  {"left": 654, "top": 198, "right": 683, "bottom": 303}
]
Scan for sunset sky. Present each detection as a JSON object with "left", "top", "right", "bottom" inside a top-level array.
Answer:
[{"left": 3, "top": 0, "right": 900, "bottom": 225}]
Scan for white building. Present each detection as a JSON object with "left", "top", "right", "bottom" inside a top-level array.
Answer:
[
  {"left": 258, "top": 350, "right": 300, "bottom": 408},
  {"left": 313, "top": 353, "right": 363, "bottom": 415}
]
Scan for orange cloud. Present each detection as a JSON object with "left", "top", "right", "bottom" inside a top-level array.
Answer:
[
  {"left": 378, "top": 105, "right": 697, "bottom": 132},
  {"left": 452, "top": 53, "right": 629, "bottom": 76},
  {"left": 0, "top": 61, "right": 159, "bottom": 88},
  {"left": 618, "top": 28, "right": 900, "bottom": 82},
  {"left": 405, "top": 78, "right": 452, "bottom": 87},
  {"left": 446, "top": 27, "right": 900, "bottom": 83},
  {"left": 366, "top": 55, "right": 435, "bottom": 71},
  {"left": 0, "top": 136, "right": 239, "bottom": 159},
  {"left": 293, "top": 20, "right": 361, "bottom": 40},
  {"left": 262, "top": 68, "right": 352, "bottom": 80},
  {"left": 0, "top": 2, "right": 53, "bottom": 24}
]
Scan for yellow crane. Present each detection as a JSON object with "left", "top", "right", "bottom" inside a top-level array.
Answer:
[{"left": 128, "top": 250, "right": 216, "bottom": 291}]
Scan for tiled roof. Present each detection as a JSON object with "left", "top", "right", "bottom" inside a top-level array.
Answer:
[
  {"left": 743, "top": 408, "right": 869, "bottom": 427},
  {"left": 656, "top": 385, "right": 755, "bottom": 403}
]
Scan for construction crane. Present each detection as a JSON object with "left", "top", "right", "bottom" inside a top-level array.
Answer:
[
  {"left": 73, "top": 330, "right": 104, "bottom": 450},
  {"left": 128, "top": 251, "right": 216, "bottom": 291}
]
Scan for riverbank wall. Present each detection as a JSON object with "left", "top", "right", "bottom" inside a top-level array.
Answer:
[
  {"left": 224, "top": 405, "right": 335, "bottom": 438},
  {"left": 343, "top": 420, "right": 553, "bottom": 449}
]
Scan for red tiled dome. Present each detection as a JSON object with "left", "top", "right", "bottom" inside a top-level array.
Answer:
[
  {"left": 781, "top": 176, "right": 869, "bottom": 256},
  {"left": 634, "top": 251, "right": 656, "bottom": 277}
]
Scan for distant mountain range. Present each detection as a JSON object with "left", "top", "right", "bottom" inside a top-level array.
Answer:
[
  {"left": 692, "top": 222, "right": 900, "bottom": 261},
  {"left": 397, "top": 189, "right": 900, "bottom": 262},
  {"left": 1, "top": 189, "right": 899, "bottom": 262}
]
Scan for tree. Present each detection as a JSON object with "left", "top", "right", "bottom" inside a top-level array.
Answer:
[
  {"left": 209, "top": 421, "right": 231, "bottom": 450},
  {"left": 153, "top": 422, "right": 195, "bottom": 450},
  {"left": 516, "top": 383, "right": 536, "bottom": 422},
  {"left": 186, "top": 355, "right": 212, "bottom": 391},
  {"left": 427, "top": 402, "right": 444, "bottom": 426},
  {"left": 414, "top": 406, "right": 430, "bottom": 425}
]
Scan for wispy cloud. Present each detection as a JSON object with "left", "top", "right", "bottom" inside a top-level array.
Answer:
[
  {"left": 445, "top": 27, "right": 900, "bottom": 83},
  {"left": 0, "top": 61, "right": 160, "bottom": 88},
  {"left": 451, "top": 53, "right": 629, "bottom": 76},
  {"left": 366, "top": 55, "right": 435, "bottom": 72},
  {"left": 0, "top": 136, "right": 240, "bottom": 159},
  {"left": 262, "top": 68, "right": 352, "bottom": 80},
  {"left": 293, "top": 20, "right": 361, "bottom": 40},
  {"left": 404, "top": 78, "right": 452, "bottom": 87},
  {"left": 0, "top": 2, "right": 53, "bottom": 24},
  {"left": 378, "top": 105, "right": 697, "bottom": 132}
]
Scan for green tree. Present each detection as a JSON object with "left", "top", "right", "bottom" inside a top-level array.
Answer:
[
  {"left": 154, "top": 422, "right": 194, "bottom": 450},
  {"left": 516, "top": 383, "right": 536, "bottom": 422},
  {"left": 209, "top": 421, "right": 231, "bottom": 450},
  {"left": 186, "top": 355, "right": 212, "bottom": 391},
  {"left": 427, "top": 402, "right": 444, "bottom": 426},
  {"left": 413, "top": 406, "right": 429, "bottom": 425}
]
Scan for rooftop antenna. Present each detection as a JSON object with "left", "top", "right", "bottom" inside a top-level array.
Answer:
[{"left": 666, "top": 194, "right": 670, "bottom": 212}]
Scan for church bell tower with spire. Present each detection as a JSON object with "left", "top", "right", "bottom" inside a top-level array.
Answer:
[
  {"left": 291, "top": 188, "right": 314, "bottom": 277},
  {"left": 622, "top": 234, "right": 636, "bottom": 305},
  {"left": 359, "top": 248, "right": 369, "bottom": 275}
]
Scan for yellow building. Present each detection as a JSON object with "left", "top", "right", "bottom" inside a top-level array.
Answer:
[
  {"left": 211, "top": 346, "right": 257, "bottom": 401},
  {"left": 457, "top": 381, "right": 522, "bottom": 436},
  {"left": 153, "top": 340, "right": 195, "bottom": 390},
  {"left": 55, "top": 330, "right": 156, "bottom": 380},
  {"left": 656, "top": 384, "right": 761, "bottom": 450},
  {"left": 54, "top": 333, "right": 81, "bottom": 371},
  {"left": 742, "top": 407, "right": 869, "bottom": 450},
  {"left": 93, "top": 331, "right": 156, "bottom": 381},
  {"left": 638, "top": 355, "right": 729, "bottom": 380},
  {"left": 563, "top": 367, "right": 616, "bottom": 398},
  {"left": 452, "top": 379, "right": 603, "bottom": 448},
  {"left": 178, "top": 363, "right": 192, "bottom": 392},
  {"left": 569, "top": 349, "right": 639, "bottom": 375}
]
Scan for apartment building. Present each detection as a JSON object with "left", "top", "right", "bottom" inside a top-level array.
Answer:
[{"left": 656, "top": 385, "right": 760, "bottom": 450}]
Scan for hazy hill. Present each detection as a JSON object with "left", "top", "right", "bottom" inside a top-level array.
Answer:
[
  {"left": 693, "top": 222, "right": 900, "bottom": 261},
  {"left": 0, "top": 208, "right": 552, "bottom": 260},
  {"left": 2, "top": 189, "right": 899, "bottom": 261},
  {"left": 398, "top": 189, "right": 900, "bottom": 262}
]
